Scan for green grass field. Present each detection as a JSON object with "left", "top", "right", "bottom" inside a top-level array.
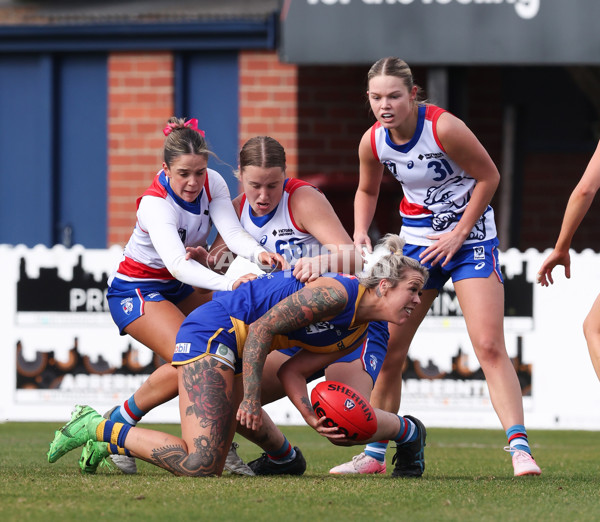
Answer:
[{"left": 1, "top": 422, "right": 599, "bottom": 521}]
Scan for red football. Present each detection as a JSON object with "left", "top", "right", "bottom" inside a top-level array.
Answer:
[{"left": 310, "top": 380, "right": 378, "bottom": 441}]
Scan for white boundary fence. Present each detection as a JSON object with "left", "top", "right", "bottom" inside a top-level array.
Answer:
[{"left": 1, "top": 244, "right": 598, "bottom": 429}]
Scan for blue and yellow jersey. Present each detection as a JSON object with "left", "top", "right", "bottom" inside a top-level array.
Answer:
[{"left": 172, "top": 270, "right": 369, "bottom": 371}]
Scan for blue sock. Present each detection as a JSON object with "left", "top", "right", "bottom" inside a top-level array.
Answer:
[
  {"left": 394, "top": 416, "right": 418, "bottom": 445},
  {"left": 364, "top": 441, "right": 388, "bottom": 463},
  {"left": 506, "top": 424, "right": 531, "bottom": 455},
  {"left": 267, "top": 436, "right": 296, "bottom": 464},
  {"left": 110, "top": 395, "right": 145, "bottom": 426}
]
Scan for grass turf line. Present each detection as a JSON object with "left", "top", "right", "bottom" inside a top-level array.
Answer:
[{"left": 1, "top": 423, "right": 599, "bottom": 521}]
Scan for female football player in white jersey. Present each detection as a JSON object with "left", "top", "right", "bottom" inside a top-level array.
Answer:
[
  {"left": 336, "top": 57, "right": 541, "bottom": 477},
  {"left": 208, "top": 135, "right": 361, "bottom": 281},
  {"left": 89, "top": 118, "right": 284, "bottom": 474},
  {"left": 48, "top": 234, "right": 429, "bottom": 478},
  {"left": 203, "top": 136, "right": 410, "bottom": 476}
]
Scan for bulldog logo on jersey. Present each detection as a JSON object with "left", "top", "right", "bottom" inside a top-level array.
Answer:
[
  {"left": 120, "top": 298, "right": 133, "bottom": 315},
  {"left": 382, "top": 160, "right": 397, "bottom": 176},
  {"left": 178, "top": 228, "right": 187, "bottom": 243},
  {"left": 369, "top": 354, "right": 378, "bottom": 371}
]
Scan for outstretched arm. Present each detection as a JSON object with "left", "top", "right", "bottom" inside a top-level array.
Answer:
[
  {"left": 236, "top": 279, "right": 348, "bottom": 431},
  {"left": 140, "top": 197, "right": 237, "bottom": 291},
  {"left": 538, "top": 141, "right": 600, "bottom": 286}
]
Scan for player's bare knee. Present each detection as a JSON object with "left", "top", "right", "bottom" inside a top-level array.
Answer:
[{"left": 474, "top": 338, "right": 506, "bottom": 365}]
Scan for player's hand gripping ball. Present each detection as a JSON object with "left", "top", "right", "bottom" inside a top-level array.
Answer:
[{"left": 310, "top": 381, "right": 377, "bottom": 441}]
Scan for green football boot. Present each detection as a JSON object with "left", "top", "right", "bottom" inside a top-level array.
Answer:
[
  {"left": 47, "top": 405, "right": 104, "bottom": 463},
  {"left": 79, "top": 440, "right": 111, "bottom": 474}
]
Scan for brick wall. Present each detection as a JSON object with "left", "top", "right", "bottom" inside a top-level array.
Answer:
[
  {"left": 520, "top": 152, "right": 594, "bottom": 250},
  {"left": 107, "top": 52, "right": 174, "bottom": 246},
  {"left": 296, "top": 65, "right": 370, "bottom": 177},
  {"left": 238, "top": 53, "right": 376, "bottom": 234},
  {"left": 239, "top": 50, "right": 299, "bottom": 175},
  {"left": 294, "top": 64, "right": 419, "bottom": 235}
]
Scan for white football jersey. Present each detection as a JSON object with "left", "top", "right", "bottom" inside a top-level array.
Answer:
[
  {"left": 110, "top": 169, "right": 265, "bottom": 291},
  {"left": 370, "top": 104, "right": 497, "bottom": 246},
  {"left": 116, "top": 169, "right": 214, "bottom": 281},
  {"left": 239, "top": 178, "right": 322, "bottom": 264}
]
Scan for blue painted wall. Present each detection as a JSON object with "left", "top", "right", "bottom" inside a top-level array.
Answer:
[
  {"left": 176, "top": 51, "right": 240, "bottom": 196},
  {"left": 57, "top": 54, "right": 107, "bottom": 248},
  {"left": 176, "top": 51, "right": 240, "bottom": 243},
  {"left": 0, "top": 53, "right": 107, "bottom": 247},
  {"left": 0, "top": 55, "right": 54, "bottom": 246}
]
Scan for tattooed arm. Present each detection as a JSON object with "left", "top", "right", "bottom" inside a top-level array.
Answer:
[{"left": 236, "top": 278, "right": 349, "bottom": 431}]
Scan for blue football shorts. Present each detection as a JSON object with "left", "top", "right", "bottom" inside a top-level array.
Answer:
[
  {"left": 107, "top": 277, "right": 195, "bottom": 334},
  {"left": 172, "top": 300, "right": 242, "bottom": 372},
  {"left": 403, "top": 237, "right": 503, "bottom": 292}
]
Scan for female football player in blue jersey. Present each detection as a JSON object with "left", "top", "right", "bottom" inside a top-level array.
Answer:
[
  {"left": 48, "top": 234, "right": 429, "bottom": 478},
  {"left": 203, "top": 136, "right": 396, "bottom": 476},
  {"left": 337, "top": 57, "right": 541, "bottom": 477}
]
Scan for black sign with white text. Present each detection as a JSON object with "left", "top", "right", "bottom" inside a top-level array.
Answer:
[{"left": 280, "top": 0, "right": 600, "bottom": 65}]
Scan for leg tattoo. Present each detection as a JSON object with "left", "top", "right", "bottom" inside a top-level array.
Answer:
[{"left": 150, "top": 358, "right": 234, "bottom": 476}]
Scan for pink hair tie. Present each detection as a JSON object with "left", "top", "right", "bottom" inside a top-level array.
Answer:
[
  {"left": 184, "top": 118, "right": 205, "bottom": 136},
  {"left": 163, "top": 118, "right": 206, "bottom": 137},
  {"left": 162, "top": 123, "right": 176, "bottom": 136}
]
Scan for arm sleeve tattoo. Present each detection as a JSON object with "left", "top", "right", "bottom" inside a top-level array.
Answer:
[{"left": 242, "top": 282, "right": 348, "bottom": 408}]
